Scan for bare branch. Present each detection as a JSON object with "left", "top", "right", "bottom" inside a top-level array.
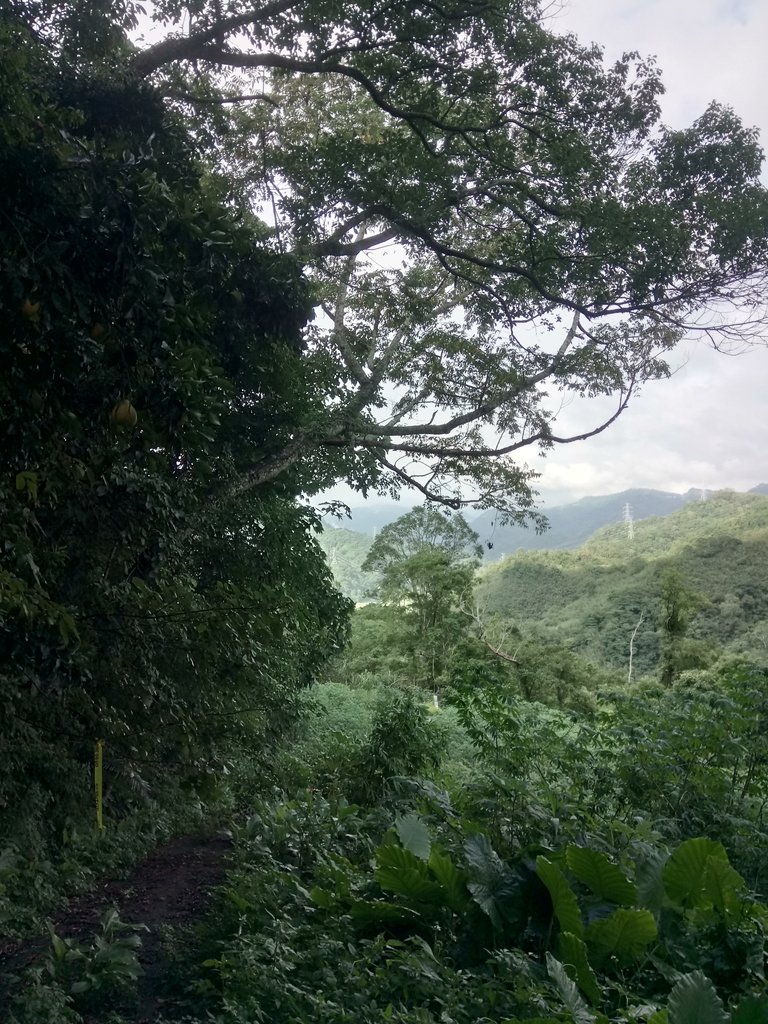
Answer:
[
  {"left": 379, "top": 456, "right": 463, "bottom": 509},
  {"left": 131, "top": 0, "right": 304, "bottom": 76},
  {"left": 164, "top": 90, "right": 278, "bottom": 106}
]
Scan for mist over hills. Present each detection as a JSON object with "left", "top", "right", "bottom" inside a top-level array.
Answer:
[
  {"left": 318, "top": 485, "right": 768, "bottom": 602},
  {"left": 471, "top": 487, "right": 707, "bottom": 557}
]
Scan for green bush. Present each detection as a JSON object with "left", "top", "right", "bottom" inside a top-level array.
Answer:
[{"left": 347, "top": 690, "right": 449, "bottom": 804}]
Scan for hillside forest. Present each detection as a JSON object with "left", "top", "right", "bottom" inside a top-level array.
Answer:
[{"left": 2, "top": 2, "right": 768, "bottom": 1024}]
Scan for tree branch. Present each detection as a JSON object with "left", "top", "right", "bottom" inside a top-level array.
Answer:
[
  {"left": 131, "top": 0, "right": 304, "bottom": 76},
  {"left": 378, "top": 456, "right": 462, "bottom": 509},
  {"left": 364, "top": 313, "right": 581, "bottom": 438}
]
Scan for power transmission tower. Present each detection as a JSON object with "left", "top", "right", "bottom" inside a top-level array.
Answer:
[{"left": 623, "top": 502, "right": 635, "bottom": 541}]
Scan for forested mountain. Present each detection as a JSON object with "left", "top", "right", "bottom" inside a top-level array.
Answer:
[
  {"left": 475, "top": 490, "right": 768, "bottom": 676},
  {"left": 472, "top": 486, "right": 709, "bottom": 556},
  {"left": 320, "top": 487, "right": 768, "bottom": 598}
]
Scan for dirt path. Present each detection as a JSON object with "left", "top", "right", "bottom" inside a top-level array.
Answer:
[{"left": 0, "top": 831, "right": 231, "bottom": 1022}]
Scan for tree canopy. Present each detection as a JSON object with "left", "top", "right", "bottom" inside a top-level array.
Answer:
[
  {"left": 0, "top": 7, "right": 349, "bottom": 848},
  {"left": 361, "top": 507, "right": 481, "bottom": 684},
  {"left": 12, "top": 0, "right": 768, "bottom": 519}
]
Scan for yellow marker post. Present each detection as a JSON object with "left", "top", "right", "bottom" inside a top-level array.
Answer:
[{"left": 94, "top": 739, "right": 104, "bottom": 831}]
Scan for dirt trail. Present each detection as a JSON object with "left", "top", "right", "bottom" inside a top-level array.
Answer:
[{"left": 0, "top": 832, "right": 231, "bottom": 1022}]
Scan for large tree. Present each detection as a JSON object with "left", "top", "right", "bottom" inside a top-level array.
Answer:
[
  {"left": 362, "top": 506, "right": 481, "bottom": 685},
  {"left": 13, "top": 1, "right": 768, "bottom": 520},
  {"left": 0, "top": 8, "right": 349, "bottom": 848},
  {"left": 114, "top": 0, "right": 768, "bottom": 519}
]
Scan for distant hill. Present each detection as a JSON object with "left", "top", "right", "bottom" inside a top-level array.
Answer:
[
  {"left": 471, "top": 487, "right": 711, "bottom": 558},
  {"left": 334, "top": 487, "right": 742, "bottom": 557},
  {"left": 475, "top": 490, "right": 768, "bottom": 676},
  {"left": 318, "top": 485, "right": 768, "bottom": 606}
]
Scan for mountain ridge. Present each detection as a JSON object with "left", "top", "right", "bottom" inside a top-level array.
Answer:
[{"left": 329, "top": 484, "right": 768, "bottom": 558}]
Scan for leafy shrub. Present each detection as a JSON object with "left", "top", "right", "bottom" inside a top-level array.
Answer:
[
  {"left": 163, "top": 792, "right": 768, "bottom": 1024},
  {"left": 347, "top": 690, "right": 448, "bottom": 804}
]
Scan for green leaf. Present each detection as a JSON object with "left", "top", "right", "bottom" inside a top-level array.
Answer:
[
  {"left": 537, "top": 856, "right": 583, "bottom": 938},
  {"left": 395, "top": 813, "right": 431, "bottom": 861},
  {"left": 636, "top": 849, "right": 669, "bottom": 915},
  {"left": 428, "top": 846, "right": 468, "bottom": 913},
  {"left": 375, "top": 844, "right": 444, "bottom": 904},
  {"left": 667, "top": 971, "right": 728, "bottom": 1024},
  {"left": 732, "top": 994, "right": 768, "bottom": 1023},
  {"left": 15, "top": 470, "right": 37, "bottom": 502},
  {"left": 566, "top": 846, "right": 637, "bottom": 905},
  {"left": 224, "top": 888, "right": 253, "bottom": 913},
  {"left": 702, "top": 856, "right": 746, "bottom": 915},
  {"left": 648, "top": 1012, "right": 669, "bottom": 1024},
  {"left": 585, "top": 908, "right": 657, "bottom": 964},
  {"left": 545, "top": 952, "right": 596, "bottom": 1024},
  {"left": 349, "top": 899, "right": 423, "bottom": 928},
  {"left": 310, "top": 886, "right": 335, "bottom": 909},
  {"left": 464, "top": 833, "right": 520, "bottom": 930},
  {"left": 557, "top": 932, "right": 601, "bottom": 1005},
  {"left": 663, "top": 838, "right": 729, "bottom": 909}
]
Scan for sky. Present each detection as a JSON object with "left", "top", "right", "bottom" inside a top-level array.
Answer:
[{"left": 518, "top": 0, "right": 768, "bottom": 505}]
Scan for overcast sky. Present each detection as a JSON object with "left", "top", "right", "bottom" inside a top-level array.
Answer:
[{"left": 520, "top": 0, "right": 768, "bottom": 505}]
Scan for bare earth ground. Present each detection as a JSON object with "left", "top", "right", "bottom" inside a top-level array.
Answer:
[{"left": 0, "top": 832, "right": 231, "bottom": 1022}]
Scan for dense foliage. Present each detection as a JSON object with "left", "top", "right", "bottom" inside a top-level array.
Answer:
[
  {"left": 0, "top": 6, "right": 349, "bottom": 919},
  {"left": 16, "top": 663, "right": 768, "bottom": 1024}
]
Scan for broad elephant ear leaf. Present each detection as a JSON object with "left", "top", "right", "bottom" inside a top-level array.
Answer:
[
  {"left": 428, "top": 846, "right": 469, "bottom": 914},
  {"left": 585, "top": 908, "right": 657, "bottom": 966},
  {"left": 663, "top": 838, "right": 729, "bottom": 909},
  {"left": 635, "top": 848, "right": 669, "bottom": 915},
  {"left": 375, "top": 843, "right": 444, "bottom": 904},
  {"left": 537, "top": 856, "right": 583, "bottom": 938},
  {"left": 464, "top": 833, "right": 520, "bottom": 930},
  {"left": 667, "top": 970, "right": 728, "bottom": 1024},
  {"left": 702, "top": 855, "right": 746, "bottom": 915},
  {"left": 395, "top": 813, "right": 431, "bottom": 861},
  {"left": 566, "top": 846, "right": 637, "bottom": 906}
]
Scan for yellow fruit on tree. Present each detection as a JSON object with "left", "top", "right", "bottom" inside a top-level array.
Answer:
[
  {"left": 21, "top": 298, "right": 41, "bottom": 320},
  {"left": 110, "top": 399, "right": 138, "bottom": 427},
  {"left": 90, "top": 322, "right": 109, "bottom": 339}
]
